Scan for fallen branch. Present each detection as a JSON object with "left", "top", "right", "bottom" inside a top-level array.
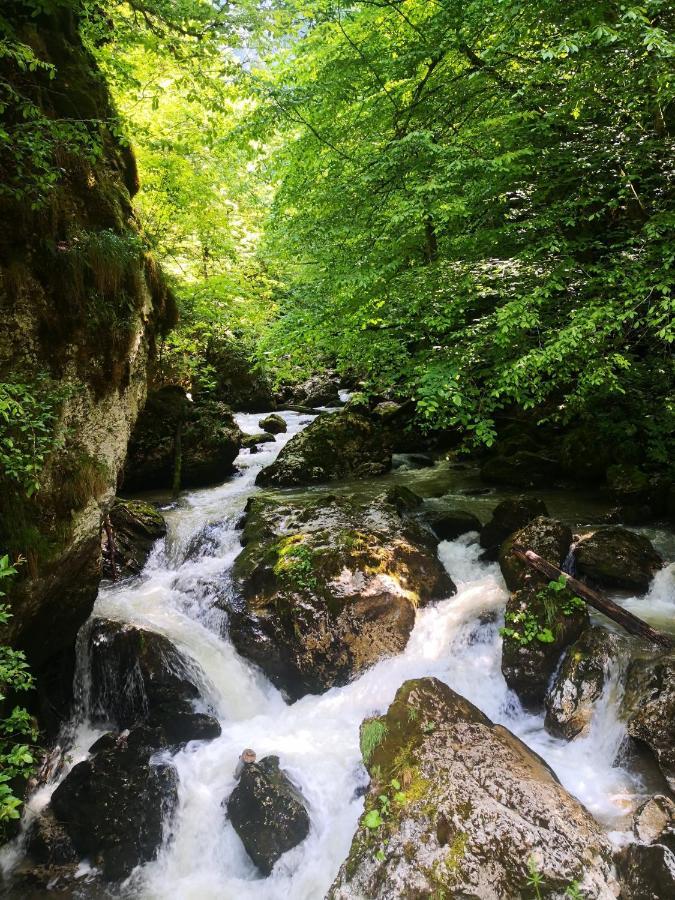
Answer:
[
  {"left": 103, "top": 515, "right": 117, "bottom": 583},
  {"left": 513, "top": 547, "right": 672, "bottom": 650}
]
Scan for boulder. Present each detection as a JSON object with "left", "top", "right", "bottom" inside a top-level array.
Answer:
[
  {"left": 258, "top": 414, "right": 287, "bottom": 435},
  {"left": 480, "top": 451, "right": 559, "bottom": 488},
  {"left": 479, "top": 496, "right": 548, "bottom": 556},
  {"left": 499, "top": 517, "right": 586, "bottom": 705},
  {"left": 419, "top": 505, "right": 481, "bottom": 542},
  {"left": 501, "top": 585, "right": 589, "bottom": 706},
  {"left": 280, "top": 373, "right": 340, "bottom": 408},
  {"left": 122, "top": 387, "right": 242, "bottom": 492},
  {"left": 499, "top": 516, "right": 573, "bottom": 592},
  {"left": 329, "top": 678, "right": 616, "bottom": 899},
  {"left": 574, "top": 527, "right": 662, "bottom": 593},
  {"left": 242, "top": 432, "right": 276, "bottom": 449},
  {"left": 103, "top": 498, "right": 166, "bottom": 580},
  {"left": 545, "top": 626, "right": 623, "bottom": 739},
  {"left": 623, "top": 655, "right": 675, "bottom": 790},
  {"left": 50, "top": 728, "right": 178, "bottom": 881},
  {"left": 632, "top": 794, "right": 675, "bottom": 849},
  {"left": 87, "top": 618, "right": 220, "bottom": 743},
  {"left": 255, "top": 410, "right": 391, "bottom": 488},
  {"left": 221, "top": 490, "right": 455, "bottom": 699},
  {"left": 226, "top": 756, "right": 310, "bottom": 875},
  {"left": 615, "top": 842, "right": 675, "bottom": 900}
]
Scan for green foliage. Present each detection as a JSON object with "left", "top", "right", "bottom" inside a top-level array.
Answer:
[
  {"left": 0, "top": 378, "right": 67, "bottom": 496},
  {"left": 255, "top": 0, "right": 675, "bottom": 459},
  {"left": 360, "top": 719, "right": 388, "bottom": 764},
  {"left": 500, "top": 579, "right": 585, "bottom": 646},
  {"left": 0, "top": 555, "right": 37, "bottom": 828}
]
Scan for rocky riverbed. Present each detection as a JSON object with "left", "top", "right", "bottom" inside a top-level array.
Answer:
[{"left": 1, "top": 407, "right": 674, "bottom": 899}]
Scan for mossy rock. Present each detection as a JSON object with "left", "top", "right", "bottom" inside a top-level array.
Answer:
[
  {"left": 545, "top": 626, "right": 623, "bottom": 739},
  {"left": 222, "top": 492, "right": 455, "bottom": 698},
  {"left": 255, "top": 410, "right": 391, "bottom": 487},
  {"left": 498, "top": 516, "right": 573, "bottom": 592},
  {"left": 501, "top": 583, "right": 589, "bottom": 706},
  {"left": 480, "top": 451, "right": 560, "bottom": 488},
  {"left": 258, "top": 413, "right": 287, "bottom": 434},
  {"left": 103, "top": 498, "right": 167, "bottom": 580},
  {"left": 122, "top": 387, "right": 242, "bottom": 492},
  {"left": 329, "top": 678, "right": 616, "bottom": 899},
  {"left": 479, "top": 496, "right": 548, "bottom": 555},
  {"left": 574, "top": 526, "right": 662, "bottom": 593}
]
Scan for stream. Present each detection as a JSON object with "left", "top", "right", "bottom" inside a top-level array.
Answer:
[{"left": 3, "top": 406, "right": 674, "bottom": 898}]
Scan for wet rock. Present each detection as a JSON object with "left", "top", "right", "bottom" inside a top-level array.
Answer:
[
  {"left": 480, "top": 451, "right": 559, "bottom": 488},
  {"left": 499, "top": 516, "right": 573, "bottom": 592},
  {"left": 88, "top": 618, "right": 220, "bottom": 743},
  {"left": 242, "top": 432, "right": 276, "bottom": 449},
  {"left": 222, "top": 491, "right": 455, "bottom": 698},
  {"left": 103, "top": 498, "right": 166, "bottom": 580},
  {"left": 122, "top": 387, "right": 242, "bottom": 492},
  {"left": 574, "top": 527, "right": 662, "bottom": 593},
  {"left": 419, "top": 506, "right": 481, "bottom": 541},
  {"left": 615, "top": 842, "right": 675, "bottom": 899},
  {"left": 623, "top": 655, "right": 675, "bottom": 790},
  {"left": 479, "top": 496, "right": 548, "bottom": 557},
  {"left": 371, "top": 400, "right": 403, "bottom": 421},
  {"left": 632, "top": 794, "right": 675, "bottom": 849},
  {"left": 258, "top": 414, "right": 287, "bottom": 435},
  {"left": 392, "top": 452, "right": 435, "bottom": 471},
  {"left": 545, "top": 626, "right": 623, "bottom": 739},
  {"left": 256, "top": 410, "right": 391, "bottom": 488},
  {"left": 329, "top": 678, "right": 616, "bottom": 899},
  {"left": 499, "top": 517, "right": 585, "bottom": 705},
  {"left": 226, "top": 756, "right": 310, "bottom": 875},
  {"left": 50, "top": 728, "right": 178, "bottom": 881},
  {"left": 24, "top": 810, "right": 78, "bottom": 866},
  {"left": 280, "top": 373, "right": 340, "bottom": 408}
]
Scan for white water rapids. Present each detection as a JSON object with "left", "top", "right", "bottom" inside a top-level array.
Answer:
[{"left": 3, "top": 408, "right": 673, "bottom": 898}]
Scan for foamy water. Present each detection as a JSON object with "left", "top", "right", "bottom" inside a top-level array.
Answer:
[{"left": 2, "top": 408, "right": 670, "bottom": 897}]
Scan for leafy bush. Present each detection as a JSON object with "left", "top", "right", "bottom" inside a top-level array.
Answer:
[{"left": 0, "top": 555, "right": 37, "bottom": 830}]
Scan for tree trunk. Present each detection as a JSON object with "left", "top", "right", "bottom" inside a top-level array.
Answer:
[{"left": 513, "top": 547, "right": 672, "bottom": 649}]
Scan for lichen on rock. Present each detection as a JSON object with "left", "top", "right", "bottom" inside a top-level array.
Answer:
[{"left": 329, "top": 677, "right": 617, "bottom": 899}]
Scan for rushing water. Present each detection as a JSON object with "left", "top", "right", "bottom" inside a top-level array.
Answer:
[{"left": 3, "top": 408, "right": 674, "bottom": 898}]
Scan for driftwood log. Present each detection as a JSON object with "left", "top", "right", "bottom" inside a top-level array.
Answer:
[{"left": 513, "top": 547, "right": 672, "bottom": 650}]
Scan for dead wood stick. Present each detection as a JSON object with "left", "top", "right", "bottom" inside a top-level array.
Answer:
[
  {"left": 103, "top": 515, "right": 117, "bottom": 583},
  {"left": 513, "top": 547, "right": 672, "bottom": 650}
]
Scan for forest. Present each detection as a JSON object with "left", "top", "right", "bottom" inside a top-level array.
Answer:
[{"left": 0, "top": 1, "right": 674, "bottom": 898}]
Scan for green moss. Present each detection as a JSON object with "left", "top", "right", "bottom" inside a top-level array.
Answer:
[
  {"left": 446, "top": 832, "right": 468, "bottom": 871},
  {"left": 273, "top": 534, "right": 318, "bottom": 590}
]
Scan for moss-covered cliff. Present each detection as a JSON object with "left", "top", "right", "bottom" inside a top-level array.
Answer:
[{"left": 0, "top": 1, "right": 176, "bottom": 718}]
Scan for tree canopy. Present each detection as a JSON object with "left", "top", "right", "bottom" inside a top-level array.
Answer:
[{"left": 2, "top": 0, "right": 674, "bottom": 460}]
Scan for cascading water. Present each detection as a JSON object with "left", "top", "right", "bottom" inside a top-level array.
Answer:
[{"left": 2, "top": 408, "right": 672, "bottom": 898}]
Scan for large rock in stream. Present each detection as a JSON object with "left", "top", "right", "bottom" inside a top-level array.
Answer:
[
  {"left": 479, "top": 496, "right": 548, "bottom": 557},
  {"left": 50, "top": 727, "right": 178, "bottom": 881},
  {"left": 87, "top": 618, "right": 221, "bottom": 743},
  {"left": 255, "top": 410, "right": 391, "bottom": 487},
  {"left": 545, "top": 626, "right": 624, "bottom": 739},
  {"left": 226, "top": 756, "right": 310, "bottom": 875},
  {"left": 329, "top": 678, "right": 616, "bottom": 899},
  {"left": 573, "top": 526, "right": 662, "bottom": 593},
  {"left": 102, "top": 498, "right": 167, "bottom": 580},
  {"left": 622, "top": 652, "right": 675, "bottom": 791},
  {"left": 122, "top": 386, "right": 242, "bottom": 492},
  {"left": 499, "top": 517, "right": 588, "bottom": 705},
  {"left": 222, "top": 489, "right": 455, "bottom": 699}
]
